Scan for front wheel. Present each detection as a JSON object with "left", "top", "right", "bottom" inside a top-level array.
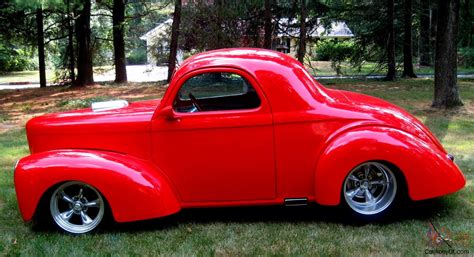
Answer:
[
  {"left": 342, "top": 162, "right": 398, "bottom": 220},
  {"left": 49, "top": 181, "right": 106, "bottom": 234}
]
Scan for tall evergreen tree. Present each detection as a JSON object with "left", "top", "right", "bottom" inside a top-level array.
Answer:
[
  {"left": 402, "top": 0, "right": 416, "bottom": 77},
  {"left": 263, "top": 0, "right": 272, "bottom": 49},
  {"left": 113, "top": 0, "right": 127, "bottom": 83},
  {"left": 433, "top": 0, "right": 463, "bottom": 108},
  {"left": 66, "top": 0, "right": 75, "bottom": 84},
  {"left": 168, "top": 0, "right": 181, "bottom": 82},
  {"left": 297, "top": 0, "right": 306, "bottom": 63},
  {"left": 36, "top": 7, "right": 47, "bottom": 88},
  {"left": 430, "top": 3, "right": 438, "bottom": 61},
  {"left": 75, "top": 0, "right": 94, "bottom": 86},
  {"left": 419, "top": 0, "right": 431, "bottom": 66},
  {"left": 385, "top": 0, "right": 396, "bottom": 81}
]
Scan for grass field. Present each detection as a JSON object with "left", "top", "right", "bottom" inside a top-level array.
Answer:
[
  {"left": 0, "top": 79, "right": 472, "bottom": 256},
  {"left": 306, "top": 62, "right": 474, "bottom": 76},
  {"left": 0, "top": 71, "right": 55, "bottom": 84}
]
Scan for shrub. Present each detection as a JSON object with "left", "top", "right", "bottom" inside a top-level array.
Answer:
[
  {"left": 56, "top": 97, "right": 111, "bottom": 109},
  {"left": 0, "top": 46, "right": 37, "bottom": 72},
  {"left": 314, "top": 39, "right": 356, "bottom": 75},
  {"left": 459, "top": 47, "right": 474, "bottom": 67},
  {"left": 126, "top": 48, "right": 147, "bottom": 65}
]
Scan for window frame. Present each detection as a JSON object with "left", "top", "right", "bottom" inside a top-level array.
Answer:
[
  {"left": 168, "top": 67, "right": 270, "bottom": 116},
  {"left": 176, "top": 72, "right": 254, "bottom": 101}
]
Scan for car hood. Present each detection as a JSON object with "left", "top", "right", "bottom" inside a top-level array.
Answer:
[
  {"left": 25, "top": 99, "right": 161, "bottom": 158},
  {"left": 27, "top": 99, "right": 160, "bottom": 132},
  {"left": 326, "top": 89, "right": 445, "bottom": 153}
]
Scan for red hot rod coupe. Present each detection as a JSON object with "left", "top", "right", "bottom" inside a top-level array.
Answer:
[{"left": 14, "top": 49, "right": 465, "bottom": 234}]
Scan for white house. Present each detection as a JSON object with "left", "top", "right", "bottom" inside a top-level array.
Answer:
[
  {"left": 141, "top": 17, "right": 353, "bottom": 63},
  {"left": 140, "top": 18, "right": 184, "bottom": 65},
  {"left": 275, "top": 18, "right": 354, "bottom": 54}
]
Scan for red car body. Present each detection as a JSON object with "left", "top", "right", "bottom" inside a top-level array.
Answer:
[{"left": 15, "top": 48, "right": 465, "bottom": 225}]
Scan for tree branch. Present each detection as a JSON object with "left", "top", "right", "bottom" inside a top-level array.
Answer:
[{"left": 45, "top": 34, "right": 68, "bottom": 44}]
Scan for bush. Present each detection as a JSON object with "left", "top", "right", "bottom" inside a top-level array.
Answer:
[
  {"left": 126, "top": 48, "right": 147, "bottom": 65},
  {"left": 56, "top": 96, "right": 111, "bottom": 109},
  {"left": 459, "top": 47, "right": 474, "bottom": 67},
  {"left": 314, "top": 39, "right": 354, "bottom": 61},
  {"left": 0, "top": 46, "right": 37, "bottom": 72},
  {"left": 313, "top": 39, "right": 356, "bottom": 75}
]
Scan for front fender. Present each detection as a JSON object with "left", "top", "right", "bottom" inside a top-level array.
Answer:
[
  {"left": 314, "top": 126, "right": 465, "bottom": 205},
  {"left": 14, "top": 150, "right": 181, "bottom": 222}
]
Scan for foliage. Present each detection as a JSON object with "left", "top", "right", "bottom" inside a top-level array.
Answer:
[
  {"left": 125, "top": 1, "right": 171, "bottom": 55},
  {"left": 459, "top": 47, "right": 474, "bottom": 67},
  {"left": 126, "top": 47, "right": 147, "bottom": 64},
  {"left": 314, "top": 39, "right": 355, "bottom": 75},
  {"left": 91, "top": 6, "right": 114, "bottom": 67},
  {"left": 323, "top": 0, "right": 404, "bottom": 73},
  {"left": 180, "top": 1, "right": 242, "bottom": 51},
  {"left": 56, "top": 96, "right": 112, "bottom": 108},
  {"left": 0, "top": 0, "right": 36, "bottom": 72},
  {"left": 0, "top": 45, "right": 37, "bottom": 72}
]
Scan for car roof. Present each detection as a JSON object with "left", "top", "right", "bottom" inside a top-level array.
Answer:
[
  {"left": 170, "top": 48, "right": 327, "bottom": 112},
  {"left": 175, "top": 48, "right": 305, "bottom": 78}
]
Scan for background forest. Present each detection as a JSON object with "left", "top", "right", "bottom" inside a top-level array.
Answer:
[{"left": 0, "top": 0, "right": 472, "bottom": 107}]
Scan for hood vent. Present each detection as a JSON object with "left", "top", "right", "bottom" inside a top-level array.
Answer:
[{"left": 91, "top": 100, "right": 129, "bottom": 112}]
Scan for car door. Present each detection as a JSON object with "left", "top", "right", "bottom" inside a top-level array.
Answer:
[{"left": 151, "top": 68, "right": 275, "bottom": 202}]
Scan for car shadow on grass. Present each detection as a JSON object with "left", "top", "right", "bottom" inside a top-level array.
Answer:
[{"left": 105, "top": 198, "right": 449, "bottom": 233}]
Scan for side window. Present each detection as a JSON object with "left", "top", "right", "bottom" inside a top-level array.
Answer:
[{"left": 174, "top": 72, "right": 261, "bottom": 113}]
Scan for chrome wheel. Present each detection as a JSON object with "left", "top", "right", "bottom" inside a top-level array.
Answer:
[
  {"left": 50, "top": 181, "right": 105, "bottom": 234},
  {"left": 343, "top": 162, "right": 397, "bottom": 215}
]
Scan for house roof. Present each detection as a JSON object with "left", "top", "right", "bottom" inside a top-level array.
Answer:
[
  {"left": 140, "top": 17, "right": 354, "bottom": 42},
  {"left": 140, "top": 18, "right": 173, "bottom": 41}
]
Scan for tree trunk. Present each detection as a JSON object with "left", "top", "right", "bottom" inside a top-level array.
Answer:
[
  {"left": 263, "top": 0, "right": 272, "bottom": 49},
  {"left": 167, "top": 0, "right": 182, "bottom": 82},
  {"left": 385, "top": 0, "right": 396, "bottom": 81},
  {"left": 469, "top": 0, "right": 473, "bottom": 46},
  {"left": 36, "top": 8, "right": 46, "bottom": 88},
  {"left": 75, "top": 0, "right": 94, "bottom": 86},
  {"left": 402, "top": 0, "right": 417, "bottom": 77},
  {"left": 419, "top": 0, "right": 431, "bottom": 66},
  {"left": 297, "top": 0, "right": 306, "bottom": 63},
  {"left": 463, "top": 0, "right": 471, "bottom": 47},
  {"left": 430, "top": 4, "right": 438, "bottom": 62},
  {"left": 113, "top": 0, "right": 127, "bottom": 83},
  {"left": 433, "top": 0, "right": 463, "bottom": 108},
  {"left": 67, "top": 0, "right": 75, "bottom": 84}
]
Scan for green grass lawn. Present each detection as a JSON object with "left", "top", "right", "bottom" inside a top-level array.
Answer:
[
  {"left": 0, "top": 67, "right": 111, "bottom": 84},
  {"left": 0, "top": 71, "right": 55, "bottom": 84},
  {"left": 0, "top": 79, "right": 473, "bottom": 256},
  {"left": 308, "top": 61, "right": 474, "bottom": 76}
]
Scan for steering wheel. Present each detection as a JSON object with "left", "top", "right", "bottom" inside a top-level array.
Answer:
[{"left": 188, "top": 93, "right": 202, "bottom": 112}]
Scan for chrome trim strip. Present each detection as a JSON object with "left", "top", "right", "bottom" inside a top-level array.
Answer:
[{"left": 284, "top": 198, "right": 308, "bottom": 206}]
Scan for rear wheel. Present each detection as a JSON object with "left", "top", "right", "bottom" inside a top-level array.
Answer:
[
  {"left": 342, "top": 162, "right": 398, "bottom": 220},
  {"left": 49, "top": 181, "right": 105, "bottom": 234}
]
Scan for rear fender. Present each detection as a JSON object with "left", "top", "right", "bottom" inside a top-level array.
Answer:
[
  {"left": 14, "top": 150, "right": 181, "bottom": 222},
  {"left": 314, "top": 126, "right": 465, "bottom": 205}
]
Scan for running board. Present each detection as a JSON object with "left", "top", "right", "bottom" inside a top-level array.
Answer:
[{"left": 284, "top": 198, "right": 308, "bottom": 206}]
